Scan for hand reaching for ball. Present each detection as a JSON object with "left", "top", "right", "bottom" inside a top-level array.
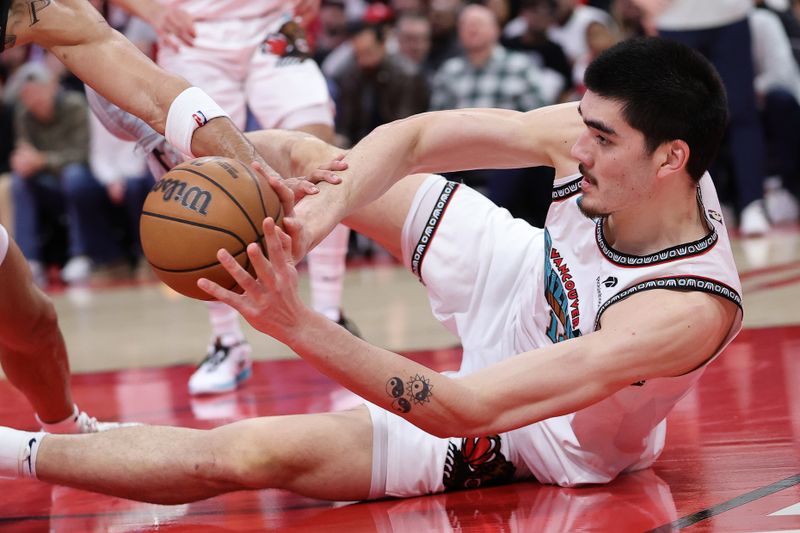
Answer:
[
  {"left": 250, "top": 155, "right": 349, "bottom": 264},
  {"left": 197, "top": 217, "right": 311, "bottom": 345}
]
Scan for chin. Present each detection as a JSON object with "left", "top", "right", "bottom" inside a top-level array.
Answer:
[{"left": 577, "top": 197, "right": 609, "bottom": 219}]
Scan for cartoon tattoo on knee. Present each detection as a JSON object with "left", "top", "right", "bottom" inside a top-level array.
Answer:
[{"left": 386, "top": 374, "right": 433, "bottom": 414}]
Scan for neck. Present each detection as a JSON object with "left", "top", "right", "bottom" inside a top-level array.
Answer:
[
  {"left": 467, "top": 45, "right": 494, "bottom": 67},
  {"left": 603, "top": 180, "right": 707, "bottom": 255}
]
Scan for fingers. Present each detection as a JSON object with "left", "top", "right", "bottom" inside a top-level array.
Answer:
[
  {"left": 197, "top": 277, "right": 239, "bottom": 305},
  {"left": 306, "top": 170, "right": 342, "bottom": 185},
  {"left": 263, "top": 218, "right": 290, "bottom": 267},
  {"left": 267, "top": 174, "right": 297, "bottom": 217},
  {"left": 282, "top": 217, "right": 307, "bottom": 263},
  {"left": 305, "top": 154, "right": 348, "bottom": 185},
  {"left": 216, "top": 248, "right": 261, "bottom": 294},
  {"left": 247, "top": 242, "right": 276, "bottom": 291},
  {"left": 301, "top": 180, "right": 323, "bottom": 195},
  {"left": 277, "top": 225, "right": 293, "bottom": 256}
]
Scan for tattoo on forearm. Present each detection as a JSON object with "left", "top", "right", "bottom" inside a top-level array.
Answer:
[
  {"left": 28, "top": 0, "right": 50, "bottom": 26},
  {"left": 386, "top": 374, "right": 433, "bottom": 414}
]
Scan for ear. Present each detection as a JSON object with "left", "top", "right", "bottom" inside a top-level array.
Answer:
[{"left": 655, "top": 139, "right": 690, "bottom": 179}]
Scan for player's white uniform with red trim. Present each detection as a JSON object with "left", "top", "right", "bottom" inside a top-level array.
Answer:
[
  {"left": 365, "top": 172, "right": 742, "bottom": 497},
  {"left": 157, "top": 0, "right": 332, "bottom": 130}
]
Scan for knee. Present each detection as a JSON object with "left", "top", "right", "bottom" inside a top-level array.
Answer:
[
  {"left": 7, "top": 292, "right": 61, "bottom": 353},
  {"left": 27, "top": 295, "right": 60, "bottom": 344},
  {"left": 187, "top": 428, "right": 263, "bottom": 492},
  {"left": 199, "top": 423, "right": 307, "bottom": 491}
]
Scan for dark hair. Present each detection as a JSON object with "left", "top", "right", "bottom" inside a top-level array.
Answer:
[
  {"left": 346, "top": 20, "right": 390, "bottom": 43},
  {"left": 519, "top": 0, "right": 557, "bottom": 14},
  {"left": 583, "top": 37, "right": 728, "bottom": 182}
]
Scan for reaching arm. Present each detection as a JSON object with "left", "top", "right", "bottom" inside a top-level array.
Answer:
[
  {"left": 200, "top": 223, "right": 739, "bottom": 438},
  {"left": 5, "top": 0, "right": 272, "bottom": 172},
  {"left": 298, "top": 102, "right": 584, "bottom": 250}
]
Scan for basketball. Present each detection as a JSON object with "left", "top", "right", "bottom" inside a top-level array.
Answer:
[{"left": 140, "top": 156, "right": 283, "bottom": 300}]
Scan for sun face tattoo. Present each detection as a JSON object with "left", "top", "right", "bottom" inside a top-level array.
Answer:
[
  {"left": 386, "top": 374, "right": 434, "bottom": 414},
  {"left": 407, "top": 374, "right": 433, "bottom": 405}
]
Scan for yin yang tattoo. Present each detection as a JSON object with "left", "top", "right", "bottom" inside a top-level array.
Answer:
[{"left": 385, "top": 374, "right": 433, "bottom": 413}]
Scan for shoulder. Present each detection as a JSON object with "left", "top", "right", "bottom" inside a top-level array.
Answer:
[
  {"left": 438, "top": 56, "right": 468, "bottom": 75},
  {"left": 504, "top": 49, "right": 536, "bottom": 70},
  {"left": 576, "top": 5, "right": 612, "bottom": 24},
  {"left": 386, "top": 53, "right": 422, "bottom": 78},
  {"left": 595, "top": 288, "right": 740, "bottom": 376}
]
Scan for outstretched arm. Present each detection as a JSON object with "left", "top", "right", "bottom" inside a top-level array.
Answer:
[
  {"left": 298, "top": 103, "right": 584, "bottom": 250},
  {"left": 200, "top": 222, "right": 740, "bottom": 438},
  {"left": 5, "top": 0, "right": 272, "bottom": 172}
]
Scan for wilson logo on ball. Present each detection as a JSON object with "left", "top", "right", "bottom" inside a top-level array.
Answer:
[{"left": 152, "top": 178, "right": 213, "bottom": 216}]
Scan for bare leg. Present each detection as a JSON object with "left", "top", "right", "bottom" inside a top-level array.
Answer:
[
  {"left": 0, "top": 238, "right": 74, "bottom": 423},
  {"left": 35, "top": 406, "right": 373, "bottom": 503}
]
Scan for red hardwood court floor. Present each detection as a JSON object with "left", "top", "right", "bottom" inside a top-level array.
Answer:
[{"left": 0, "top": 326, "right": 799, "bottom": 532}]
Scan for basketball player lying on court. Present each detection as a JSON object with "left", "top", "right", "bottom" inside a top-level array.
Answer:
[{"left": 0, "top": 38, "right": 742, "bottom": 501}]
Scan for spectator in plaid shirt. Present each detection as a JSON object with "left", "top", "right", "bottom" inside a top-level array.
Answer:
[
  {"left": 430, "top": 4, "right": 549, "bottom": 113},
  {"left": 429, "top": 3, "right": 555, "bottom": 226}
]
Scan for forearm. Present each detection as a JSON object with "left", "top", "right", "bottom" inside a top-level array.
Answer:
[
  {"left": 44, "top": 6, "right": 268, "bottom": 171},
  {"left": 296, "top": 105, "right": 579, "bottom": 247},
  {"left": 49, "top": 26, "right": 188, "bottom": 134},
  {"left": 288, "top": 309, "right": 478, "bottom": 438},
  {"left": 191, "top": 117, "right": 273, "bottom": 171}
]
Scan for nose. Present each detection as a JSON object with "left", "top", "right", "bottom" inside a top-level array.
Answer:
[{"left": 570, "top": 130, "right": 593, "bottom": 167}]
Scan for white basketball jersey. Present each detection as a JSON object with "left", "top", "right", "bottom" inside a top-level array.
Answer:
[
  {"left": 164, "top": 0, "right": 285, "bottom": 22},
  {"left": 510, "top": 172, "right": 743, "bottom": 486}
]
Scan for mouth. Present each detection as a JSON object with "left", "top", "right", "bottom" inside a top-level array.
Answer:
[{"left": 578, "top": 164, "right": 597, "bottom": 189}]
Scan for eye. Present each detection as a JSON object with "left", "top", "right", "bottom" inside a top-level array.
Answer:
[{"left": 595, "top": 135, "right": 610, "bottom": 146}]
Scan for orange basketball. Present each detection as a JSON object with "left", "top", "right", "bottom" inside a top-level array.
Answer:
[{"left": 140, "top": 156, "right": 283, "bottom": 300}]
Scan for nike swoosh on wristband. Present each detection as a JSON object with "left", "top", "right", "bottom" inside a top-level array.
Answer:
[{"left": 25, "top": 438, "right": 36, "bottom": 476}]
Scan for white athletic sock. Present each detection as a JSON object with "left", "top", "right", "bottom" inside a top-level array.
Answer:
[
  {"left": 207, "top": 301, "right": 244, "bottom": 343},
  {"left": 308, "top": 224, "right": 350, "bottom": 322},
  {"left": 0, "top": 427, "right": 47, "bottom": 479},
  {"left": 36, "top": 404, "right": 81, "bottom": 434}
]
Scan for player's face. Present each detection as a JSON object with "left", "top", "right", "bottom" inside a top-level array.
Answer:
[{"left": 570, "top": 91, "right": 661, "bottom": 218}]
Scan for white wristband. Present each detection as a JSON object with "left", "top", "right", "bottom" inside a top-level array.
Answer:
[{"left": 165, "top": 87, "right": 229, "bottom": 158}]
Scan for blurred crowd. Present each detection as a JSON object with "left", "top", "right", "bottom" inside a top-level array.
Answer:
[{"left": 2, "top": 0, "right": 800, "bottom": 287}]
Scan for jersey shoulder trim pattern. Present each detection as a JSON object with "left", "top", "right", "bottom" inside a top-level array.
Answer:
[
  {"left": 593, "top": 274, "right": 743, "bottom": 331},
  {"left": 595, "top": 189, "right": 719, "bottom": 268},
  {"left": 551, "top": 175, "right": 583, "bottom": 202},
  {"left": 595, "top": 220, "right": 718, "bottom": 268},
  {"left": 410, "top": 180, "right": 460, "bottom": 283}
]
